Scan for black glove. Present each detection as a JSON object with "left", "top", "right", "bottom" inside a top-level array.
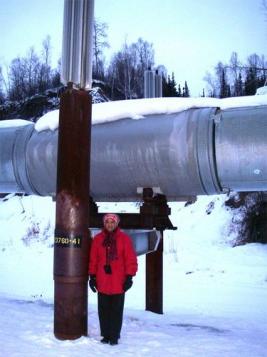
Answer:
[
  {"left": 89, "top": 275, "right": 97, "bottom": 293},
  {"left": 123, "top": 275, "right": 133, "bottom": 292}
]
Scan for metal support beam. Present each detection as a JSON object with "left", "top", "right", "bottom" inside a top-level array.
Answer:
[
  {"left": 88, "top": 189, "right": 177, "bottom": 231},
  {"left": 54, "top": 88, "right": 92, "bottom": 340},
  {"left": 145, "top": 231, "right": 163, "bottom": 314}
]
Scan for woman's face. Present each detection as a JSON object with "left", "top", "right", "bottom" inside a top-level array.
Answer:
[{"left": 104, "top": 218, "right": 117, "bottom": 232}]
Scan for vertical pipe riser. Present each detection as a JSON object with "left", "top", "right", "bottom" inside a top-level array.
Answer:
[
  {"left": 61, "top": 0, "right": 94, "bottom": 89},
  {"left": 54, "top": 90, "right": 91, "bottom": 340}
]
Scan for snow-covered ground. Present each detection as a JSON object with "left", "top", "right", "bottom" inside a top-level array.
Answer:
[{"left": 1, "top": 194, "right": 267, "bottom": 356}]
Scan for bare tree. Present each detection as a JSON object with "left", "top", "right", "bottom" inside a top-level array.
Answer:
[
  {"left": 93, "top": 19, "right": 109, "bottom": 80},
  {"left": 0, "top": 66, "right": 5, "bottom": 103},
  {"left": 26, "top": 47, "right": 40, "bottom": 96},
  {"left": 7, "top": 38, "right": 57, "bottom": 101},
  {"left": 41, "top": 36, "right": 52, "bottom": 88},
  {"left": 42, "top": 35, "right": 51, "bottom": 66},
  {"left": 9, "top": 57, "right": 28, "bottom": 100},
  {"left": 108, "top": 42, "right": 136, "bottom": 99},
  {"left": 229, "top": 52, "right": 241, "bottom": 82},
  {"left": 134, "top": 38, "right": 154, "bottom": 97},
  {"left": 203, "top": 61, "right": 230, "bottom": 98},
  {"left": 107, "top": 38, "right": 154, "bottom": 99},
  {"left": 203, "top": 71, "right": 217, "bottom": 97},
  {"left": 228, "top": 52, "right": 245, "bottom": 96}
]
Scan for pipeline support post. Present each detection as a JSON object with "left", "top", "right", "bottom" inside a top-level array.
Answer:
[
  {"left": 145, "top": 231, "right": 163, "bottom": 314},
  {"left": 54, "top": 87, "right": 92, "bottom": 340},
  {"left": 141, "top": 189, "right": 167, "bottom": 314}
]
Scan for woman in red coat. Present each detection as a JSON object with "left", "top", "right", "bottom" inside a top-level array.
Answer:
[{"left": 88, "top": 213, "right": 138, "bottom": 345}]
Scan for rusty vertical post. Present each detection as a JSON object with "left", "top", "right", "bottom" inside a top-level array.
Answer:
[
  {"left": 54, "top": 87, "right": 92, "bottom": 340},
  {"left": 145, "top": 231, "right": 163, "bottom": 314}
]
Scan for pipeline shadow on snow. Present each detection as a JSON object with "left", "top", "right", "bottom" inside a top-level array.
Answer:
[{"left": 169, "top": 323, "right": 229, "bottom": 334}]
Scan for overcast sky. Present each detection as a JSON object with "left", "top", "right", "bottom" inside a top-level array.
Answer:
[{"left": 1, "top": 0, "right": 267, "bottom": 96}]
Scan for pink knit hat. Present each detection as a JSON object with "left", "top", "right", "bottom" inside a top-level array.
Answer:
[{"left": 103, "top": 213, "right": 120, "bottom": 226}]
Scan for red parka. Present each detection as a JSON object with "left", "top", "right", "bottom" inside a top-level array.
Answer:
[{"left": 88, "top": 228, "right": 138, "bottom": 295}]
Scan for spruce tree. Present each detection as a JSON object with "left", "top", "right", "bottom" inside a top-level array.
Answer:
[
  {"left": 177, "top": 84, "right": 181, "bottom": 97},
  {"left": 234, "top": 72, "right": 243, "bottom": 96},
  {"left": 244, "top": 67, "right": 257, "bottom": 95},
  {"left": 219, "top": 69, "right": 229, "bottom": 98},
  {"left": 163, "top": 72, "right": 178, "bottom": 97},
  {"left": 183, "top": 81, "right": 189, "bottom": 97},
  {"left": 169, "top": 72, "right": 178, "bottom": 96}
]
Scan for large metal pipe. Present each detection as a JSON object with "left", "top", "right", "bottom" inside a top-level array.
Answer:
[
  {"left": 215, "top": 106, "right": 267, "bottom": 192},
  {"left": 0, "top": 104, "right": 267, "bottom": 200}
]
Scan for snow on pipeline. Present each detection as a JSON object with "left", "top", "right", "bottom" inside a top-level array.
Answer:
[
  {"left": 1, "top": 194, "right": 267, "bottom": 356},
  {"left": 33, "top": 95, "right": 267, "bottom": 132}
]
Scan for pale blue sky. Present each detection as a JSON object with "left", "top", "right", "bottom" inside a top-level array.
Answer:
[{"left": 1, "top": 0, "right": 267, "bottom": 96}]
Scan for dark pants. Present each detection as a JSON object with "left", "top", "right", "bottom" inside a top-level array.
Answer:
[{"left": 98, "top": 292, "right": 125, "bottom": 341}]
